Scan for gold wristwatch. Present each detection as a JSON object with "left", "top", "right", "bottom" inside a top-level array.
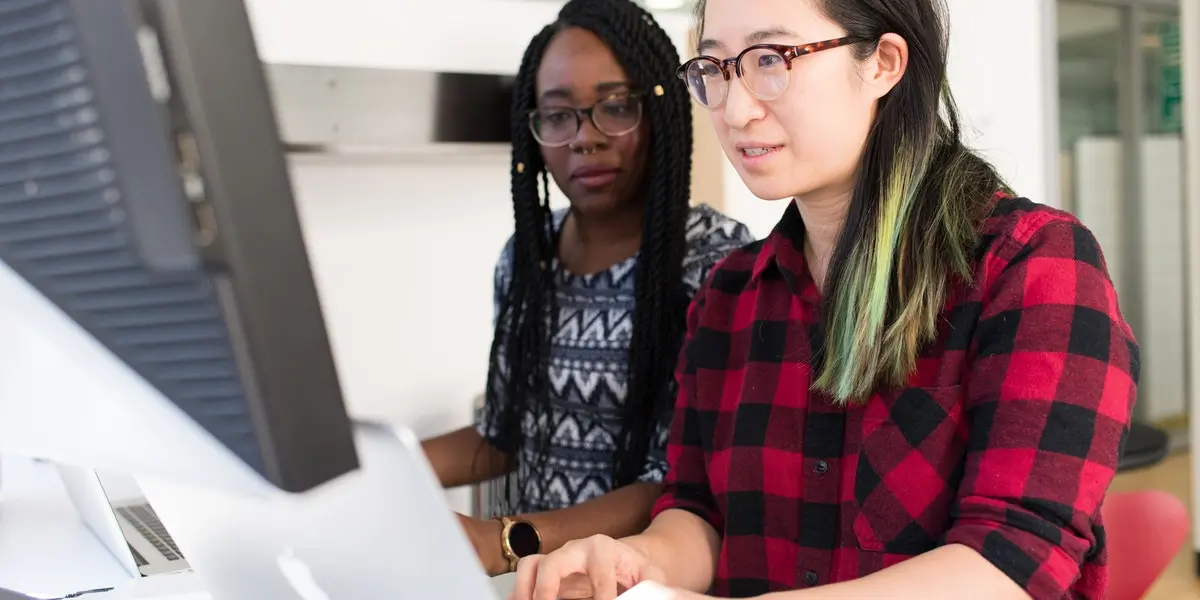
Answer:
[{"left": 496, "top": 516, "right": 542, "bottom": 572}]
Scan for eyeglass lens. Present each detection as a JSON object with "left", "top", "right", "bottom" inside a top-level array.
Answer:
[
  {"left": 530, "top": 94, "right": 642, "bottom": 146},
  {"left": 682, "top": 47, "right": 790, "bottom": 108}
]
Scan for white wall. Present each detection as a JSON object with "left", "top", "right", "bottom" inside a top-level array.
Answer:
[
  {"left": 720, "top": 0, "right": 1062, "bottom": 238},
  {"left": 288, "top": 153, "right": 508, "bottom": 430},
  {"left": 244, "top": 0, "right": 693, "bottom": 74},
  {"left": 947, "top": 0, "right": 1059, "bottom": 208}
]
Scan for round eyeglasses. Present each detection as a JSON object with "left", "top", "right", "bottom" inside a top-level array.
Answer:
[
  {"left": 528, "top": 92, "right": 644, "bottom": 147},
  {"left": 677, "top": 36, "right": 869, "bottom": 109}
]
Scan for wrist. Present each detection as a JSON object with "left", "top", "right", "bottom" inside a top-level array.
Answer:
[
  {"left": 495, "top": 516, "right": 543, "bottom": 574},
  {"left": 480, "top": 518, "right": 508, "bottom": 575},
  {"left": 620, "top": 534, "right": 662, "bottom": 570}
]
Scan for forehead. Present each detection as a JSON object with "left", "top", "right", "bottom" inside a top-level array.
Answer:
[
  {"left": 536, "top": 26, "right": 631, "bottom": 103},
  {"left": 698, "top": 0, "right": 832, "bottom": 54}
]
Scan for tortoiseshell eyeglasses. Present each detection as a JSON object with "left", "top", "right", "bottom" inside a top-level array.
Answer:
[{"left": 677, "top": 36, "right": 871, "bottom": 109}]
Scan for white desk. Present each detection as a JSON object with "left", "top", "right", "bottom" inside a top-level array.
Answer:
[
  {"left": 0, "top": 456, "right": 518, "bottom": 599},
  {"left": 0, "top": 456, "right": 132, "bottom": 598}
]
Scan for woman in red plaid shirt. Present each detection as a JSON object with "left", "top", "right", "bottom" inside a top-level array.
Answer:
[{"left": 508, "top": 0, "right": 1137, "bottom": 599}]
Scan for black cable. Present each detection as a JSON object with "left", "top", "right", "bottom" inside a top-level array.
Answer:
[
  {"left": 0, "top": 586, "right": 111, "bottom": 600},
  {"left": 25, "top": 586, "right": 115, "bottom": 600},
  {"left": 63, "top": 589, "right": 115, "bottom": 599}
]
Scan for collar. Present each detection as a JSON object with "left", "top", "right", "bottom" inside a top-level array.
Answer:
[
  {"left": 753, "top": 191, "right": 1014, "bottom": 304},
  {"left": 751, "top": 200, "right": 820, "bottom": 304}
]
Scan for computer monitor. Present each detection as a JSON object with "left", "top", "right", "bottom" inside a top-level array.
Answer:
[{"left": 0, "top": 0, "right": 358, "bottom": 495}]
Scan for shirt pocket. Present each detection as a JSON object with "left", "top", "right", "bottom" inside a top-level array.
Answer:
[{"left": 852, "top": 384, "right": 968, "bottom": 555}]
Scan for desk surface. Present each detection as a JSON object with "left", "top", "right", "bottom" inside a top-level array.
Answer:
[
  {"left": 0, "top": 456, "right": 131, "bottom": 597},
  {"left": 0, "top": 456, "right": 518, "bottom": 599}
]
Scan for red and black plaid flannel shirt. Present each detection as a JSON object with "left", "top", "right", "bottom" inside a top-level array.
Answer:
[{"left": 650, "top": 196, "right": 1138, "bottom": 599}]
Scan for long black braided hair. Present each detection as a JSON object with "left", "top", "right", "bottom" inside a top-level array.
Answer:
[{"left": 487, "top": 0, "right": 693, "bottom": 504}]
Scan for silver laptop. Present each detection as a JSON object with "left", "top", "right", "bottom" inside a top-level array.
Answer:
[
  {"left": 124, "top": 421, "right": 504, "bottom": 600},
  {"left": 57, "top": 464, "right": 190, "bottom": 578}
]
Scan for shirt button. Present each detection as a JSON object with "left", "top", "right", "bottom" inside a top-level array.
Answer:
[
  {"left": 814, "top": 460, "right": 829, "bottom": 474},
  {"left": 804, "top": 570, "right": 819, "bottom": 586}
]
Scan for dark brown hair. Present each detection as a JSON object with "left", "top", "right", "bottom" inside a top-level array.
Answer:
[
  {"left": 693, "top": 0, "right": 1008, "bottom": 401},
  {"left": 491, "top": 0, "right": 693, "bottom": 497}
]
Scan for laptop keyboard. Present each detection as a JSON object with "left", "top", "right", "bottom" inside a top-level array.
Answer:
[
  {"left": 116, "top": 504, "right": 184, "bottom": 560},
  {"left": 128, "top": 543, "right": 149, "bottom": 567}
]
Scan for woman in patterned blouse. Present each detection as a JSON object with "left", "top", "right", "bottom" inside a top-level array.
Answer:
[
  {"left": 510, "top": 1, "right": 1137, "bottom": 599},
  {"left": 420, "top": 0, "right": 754, "bottom": 578}
]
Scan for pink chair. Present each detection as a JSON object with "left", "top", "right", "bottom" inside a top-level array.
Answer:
[{"left": 1102, "top": 490, "right": 1190, "bottom": 600}]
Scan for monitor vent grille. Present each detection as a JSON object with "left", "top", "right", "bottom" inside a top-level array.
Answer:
[{"left": 0, "top": 0, "right": 265, "bottom": 473}]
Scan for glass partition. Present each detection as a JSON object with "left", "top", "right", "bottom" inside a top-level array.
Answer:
[{"left": 1057, "top": 0, "right": 1185, "bottom": 426}]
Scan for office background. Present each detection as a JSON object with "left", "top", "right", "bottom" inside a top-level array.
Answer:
[
  {"left": 240, "top": 0, "right": 1193, "bottom": 528},
  {"left": 0, "top": 0, "right": 1194, "bottom": 597}
]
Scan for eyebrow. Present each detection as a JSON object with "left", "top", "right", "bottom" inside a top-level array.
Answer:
[
  {"left": 697, "top": 26, "right": 801, "bottom": 54},
  {"left": 539, "top": 80, "right": 632, "bottom": 102}
]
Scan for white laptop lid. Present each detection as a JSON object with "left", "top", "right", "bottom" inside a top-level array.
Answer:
[
  {"left": 134, "top": 422, "right": 499, "bottom": 600},
  {"left": 57, "top": 464, "right": 189, "bottom": 578},
  {"left": 56, "top": 463, "right": 141, "bottom": 579}
]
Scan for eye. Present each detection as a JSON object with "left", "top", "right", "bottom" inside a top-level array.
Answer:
[
  {"left": 599, "top": 97, "right": 635, "bottom": 116},
  {"left": 758, "top": 53, "right": 784, "bottom": 68},
  {"left": 540, "top": 109, "right": 573, "bottom": 125}
]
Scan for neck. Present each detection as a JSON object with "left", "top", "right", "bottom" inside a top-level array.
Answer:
[
  {"left": 794, "top": 187, "right": 852, "bottom": 289},
  {"left": 558, "top": 202, "right": 644, "bottom": 275},
  {"left": 566, "top": 203, "right": 643, "bottom": 247}
]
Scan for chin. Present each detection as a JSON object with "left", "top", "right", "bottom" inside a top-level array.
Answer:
[
  {"left": 724, "top": 159, "right": 799, "bottom": 202},
  {"left": 566, "top": 189, "right": 623, "bottom": 214},
  {"left": 738, "top": 173, "right": 799, "bottom": 202}
]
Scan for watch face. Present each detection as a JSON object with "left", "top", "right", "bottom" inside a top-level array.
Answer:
[{"left": 508, "top": 521, "right": 541, "bottom": 557}]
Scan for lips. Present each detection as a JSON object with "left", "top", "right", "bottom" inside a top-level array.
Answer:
[
  {"left": 571, "top": 165, "right": 621, "bottom": 190},
  {"left": 735, "top": 142, "right": 784, "bottom": 157},
  {"left": 571, "top": 165, "right": 621, "bottom": 179},
  {"left": 742, "top": 147, "right": 778, "bottom": 156}
]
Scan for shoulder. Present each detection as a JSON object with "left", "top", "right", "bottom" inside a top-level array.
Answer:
[
  {"left": 684, "top": 203, "right": 756, "bottom": 250},
  {"left": 494, "top": 233, "right": 515, "bottom": 274},
  {"left": 979, "top": 195, "right": 1088, "bottom": 244},
  {"left": 966, "top": 194, "right": 1139, "bottom": 382},
  {"left": 681, "top": 204, "right": 757, "bottom": 291},
  {"left": 968, "top": 195, "right": 1135, "bottom": 342},
  {"left": 493, "top": 208, "right": 568, "bottom": 279},
  {"left": 551, "top": 206, "right": 570, "bottom": 230},
  {"left": 974, "top": 195, "right": 1109, "bottom": 277},
  {"left": 492, "top": 231, "right": 519, "bottom": 296}
]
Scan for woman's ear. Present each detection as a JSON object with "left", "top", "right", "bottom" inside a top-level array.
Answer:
[{"left": 864, "top": 32, "right": 908, "bottom": 99}]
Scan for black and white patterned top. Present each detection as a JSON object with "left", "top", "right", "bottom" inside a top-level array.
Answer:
[{"left": 476, "top": 203, "right": 755, "bottom": 514}]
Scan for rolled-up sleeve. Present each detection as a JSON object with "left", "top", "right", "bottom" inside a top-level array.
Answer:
[
  {"left": 475, "top": 240, "right": 517, "bottom": 454},
  {"left": 650, "top": 275, "right": 722, "bottom": 531},
  {"left": 944, "top": 219, "right": 1138, "bottom": 599}
]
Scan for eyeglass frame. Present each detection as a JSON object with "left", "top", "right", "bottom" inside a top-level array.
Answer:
[
  {"left": 526, "top": 90, "right": 647, "bottom": 148},
  {"left": 676, "top": 35, "right": 872, "bottom": 109}
]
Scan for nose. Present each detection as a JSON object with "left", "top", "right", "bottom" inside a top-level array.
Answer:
[
  {"left": 721, "top": 78, "right": 765, "bottom": 131},
  {"left": 572, "top": 111, "right": 609, "bottom": 148}
]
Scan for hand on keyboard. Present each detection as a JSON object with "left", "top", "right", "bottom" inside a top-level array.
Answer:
[{"left": 505, "top": 535, "right": 718, "bottom": 600}]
